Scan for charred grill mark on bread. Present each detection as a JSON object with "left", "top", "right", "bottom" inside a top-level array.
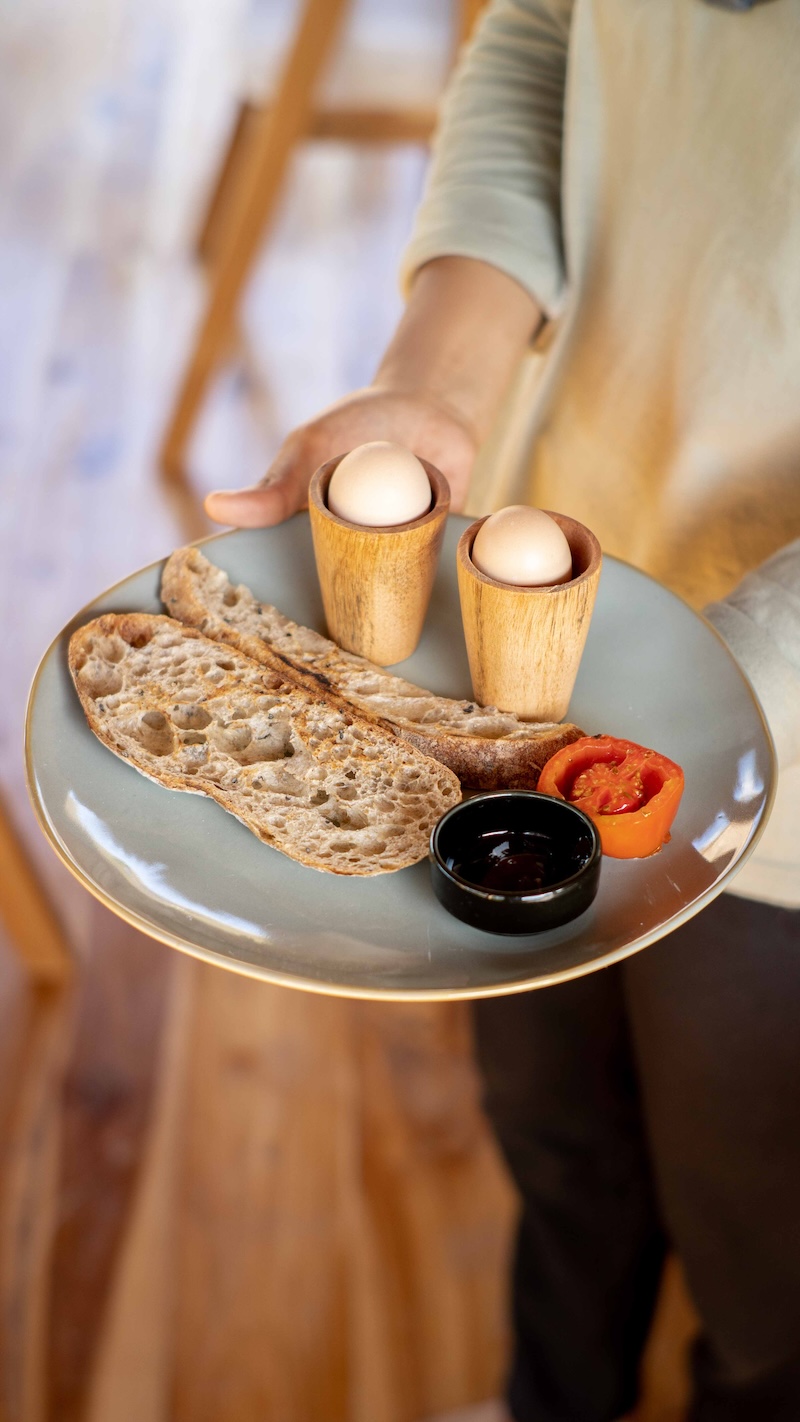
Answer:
[
  {"left": 161, "top": 547, "right": 584, "bottom": 788},
  {"left": 69, "top": 612, "right": 460, "bottom": 876}
]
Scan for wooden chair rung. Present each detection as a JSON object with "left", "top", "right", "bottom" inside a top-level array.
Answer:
[{"left": 311, "top": 105, "right": 437, "bottom": 144}]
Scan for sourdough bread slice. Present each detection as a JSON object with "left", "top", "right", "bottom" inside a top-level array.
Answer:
[
  {"left": 162, "top": 546, "right": 584, "bottom": 789},
  {"left": 69, "top": 613, "right": 461, "bottom": 876}
]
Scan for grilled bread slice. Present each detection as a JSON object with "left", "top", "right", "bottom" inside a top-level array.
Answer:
[
  {"left": 69, "top": 613, "right": 461, "bottom": 876},
  {"left": 162, "top": 546, "right": 584, "bottom": 789}
]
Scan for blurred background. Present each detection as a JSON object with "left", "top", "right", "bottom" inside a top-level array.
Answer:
[{"left": 0, "top": 1, "right": 693, "bottom": 1418}]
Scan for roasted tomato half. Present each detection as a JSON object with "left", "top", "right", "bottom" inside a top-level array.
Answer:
[{"left": 537, "top": 735, "right": 685, "bottom": 859}]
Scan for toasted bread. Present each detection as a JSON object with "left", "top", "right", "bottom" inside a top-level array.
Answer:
[
  {"left": 162, "top": 546, "right": 584, "bottom": 789},
  {"left": 69, "top": 613, "right": 461, "bottom": 876}
]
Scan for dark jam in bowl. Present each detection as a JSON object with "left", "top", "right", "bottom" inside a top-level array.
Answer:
[
  {"left": 429, "top": 791, "right": 602, "bottom": 936},
  {"left": 447, "top": 826, "right": 591, "bottom": 893}
]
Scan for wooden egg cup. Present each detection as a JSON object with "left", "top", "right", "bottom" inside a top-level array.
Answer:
[
  {"left": 456, "top": 512, "right": 602, "bottom": 722},
  {"left": 308, "top": 455, "right": 450, "bottom": 666}
]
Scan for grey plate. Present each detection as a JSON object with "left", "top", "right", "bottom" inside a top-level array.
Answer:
[{"left": 25, "top": 515, "right": 775, "bottom": 1000}]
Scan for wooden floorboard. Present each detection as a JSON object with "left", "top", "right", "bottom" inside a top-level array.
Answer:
[
  {"left": 171, "top": 972, "right": 352, "bottom": 1422},
  {"left": 44, "top": 910, "right": 174, "bottom": 1422},
  {"left": 0, "top": 951, "right": 74, "bottom": 1422},
  {"left": 84, "top": 956, "right": 193, "bottom": 1422},
  {"left": 344, "top": 1001, "right": 515, "bottom": 1422}
]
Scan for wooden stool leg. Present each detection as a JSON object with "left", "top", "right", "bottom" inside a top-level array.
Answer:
[
  {"left": 0, "top": 795, "right": 72, "bottom": 984},
  {"left": 159, "top": 0, "right": 352, "bottom": 486},
  {"left": 196, "top": 102, "right": 260, "bottom": 266}
]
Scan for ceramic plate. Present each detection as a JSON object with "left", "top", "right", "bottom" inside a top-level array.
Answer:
[{"left": 26, "top": 516, "right": 775, "bottom": 1000}]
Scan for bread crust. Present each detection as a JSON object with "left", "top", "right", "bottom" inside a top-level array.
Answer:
[
  {"left": 162, "top": 547, "right": 584, "bottom": 789},
  {"left": 69, "top": 612, "right": 461, "bottom": 876}
]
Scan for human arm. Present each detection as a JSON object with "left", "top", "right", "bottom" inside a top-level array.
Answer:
[
  {"left": 205, "top": 257, "right": 542, "bottom": 526},
  {"left": 206, "top": 0, "right": 573, "bottom": 528},
  {"left": 704, "top": 538, "right": 800, "bottom": 772}
]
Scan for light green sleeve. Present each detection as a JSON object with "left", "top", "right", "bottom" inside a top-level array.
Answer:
[
  {"left": 400, "top": 0, "right": 574, "bottom": 318},
  {"left": 704, "top": 540, "right": 800, "bottom": 773}
]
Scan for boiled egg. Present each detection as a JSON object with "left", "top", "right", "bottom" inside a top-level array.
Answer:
[
  {"left": 327, "top": 442, "right": 432, "bottom": 527},
  {"left": 471, "top": 506, "right": 573, "bottom": 586}
]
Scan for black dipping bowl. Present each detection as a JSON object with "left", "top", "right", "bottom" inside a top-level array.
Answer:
[{"left": 429, "top": 791, "right": 601, "bottom": 936}]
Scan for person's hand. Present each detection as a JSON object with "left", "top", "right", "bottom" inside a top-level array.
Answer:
[
  {"left": 205, "top": 256, "right": 543, "bottom": 527},
  {"left": 204, "top": 386, "right": 479, "bottom": 528}
]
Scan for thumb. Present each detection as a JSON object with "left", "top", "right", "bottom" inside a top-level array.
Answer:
[{"left": 204, "top": 442, "right": 310, "bottom": 528}]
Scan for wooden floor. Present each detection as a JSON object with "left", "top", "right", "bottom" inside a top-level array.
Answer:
[{"left": 0, "top": 1, "right": 697, "bottom": 1418}]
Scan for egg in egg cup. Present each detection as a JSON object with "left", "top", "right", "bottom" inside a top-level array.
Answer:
[
  {"left": 309, "top": 453, "right": 450, "bottom": 666},
  {"left": 457, "top": 511, "right": 602, "bottom": 722}
]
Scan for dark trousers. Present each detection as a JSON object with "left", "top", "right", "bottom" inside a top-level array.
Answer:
[{"left": 472, "top": 893, "right": 800, "bottom": 1422}]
